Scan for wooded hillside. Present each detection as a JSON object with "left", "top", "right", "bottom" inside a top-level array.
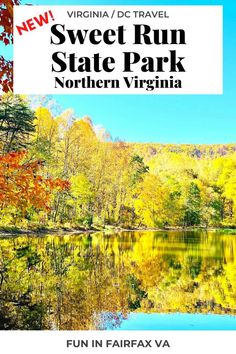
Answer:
[{"left": 0, "top": 94, "right": 235, "bottom": 230}]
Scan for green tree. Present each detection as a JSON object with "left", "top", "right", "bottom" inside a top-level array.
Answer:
[
  {"left": 184, "top": 182, "right": 201, "bottom": 226},
  {"left": 130, "top": 154, "right": 149, "bottom": 185},
  {"left": 0, "top": 94, "right": 35, "bottom": 152}
]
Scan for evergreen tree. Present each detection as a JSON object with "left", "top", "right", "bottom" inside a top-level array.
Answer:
[
  {"left": 0, "top": 94, "right": 35, "bottom": 152},
  {"left": 130, "top": 154, "right": 149, "bottom": 185}
]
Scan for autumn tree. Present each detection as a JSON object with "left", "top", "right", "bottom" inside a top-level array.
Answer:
[
  {"left": 31, "top": 107, "right": 59, "bottom": 164},
  {"left": 134, "top": 174, "right": 168, "bottom": 227},
  {"left": 0, "top": 150, "right": 69, "bottom": 224},
  {"left": 67, "top": 174, "right": 94, "bottom": 226},
  {"left": 0, "top": 0, "right": 20, "bottom": 92}
]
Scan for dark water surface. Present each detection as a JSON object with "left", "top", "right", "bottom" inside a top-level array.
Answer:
[{"left": 0, "top": 230, "right": 236, "bottom": 330}]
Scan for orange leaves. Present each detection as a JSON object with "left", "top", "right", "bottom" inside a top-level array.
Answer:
[
  {"left": 45, "top": 178, "right": 70, "bottom": 191},
  {"left": 0, "top": 150, "right": 70, "bottom": 213},
  {"left": 0, "top": 0, "right": 20, "bottom": 44},
  {"left": 0, "top": 56, "right": 13, "bottom": 92},
  {"left": 0, "top": 1, "right": 20, "bottom": 92},
  {"left": 0, "top": 150, "right": 27, "bottom": 163}
]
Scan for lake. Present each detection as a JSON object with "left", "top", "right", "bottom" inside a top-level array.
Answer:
[{"left": 0, "top": 230, "right": 236, "bottom": 330}]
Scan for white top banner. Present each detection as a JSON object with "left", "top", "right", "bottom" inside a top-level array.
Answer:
[{"left": 14, "top": 5, "right": 223, "bottom": 94}]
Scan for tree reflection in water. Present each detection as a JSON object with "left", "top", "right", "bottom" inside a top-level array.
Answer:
[{"left": 0, "top": 230, "right": 236, "bottom": 330}]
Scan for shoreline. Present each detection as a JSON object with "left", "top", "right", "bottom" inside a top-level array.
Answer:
[{"left": 0, "top": 226, "right": 235, "bottom": 237}]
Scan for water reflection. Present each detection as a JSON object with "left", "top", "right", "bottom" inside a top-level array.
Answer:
[{"left": 0, "top": 231, "right": 236, "bottom": 330}]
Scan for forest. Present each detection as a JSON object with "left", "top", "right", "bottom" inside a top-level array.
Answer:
[{"left": 0, "top": 93, "right": 236, "bottom": 231}]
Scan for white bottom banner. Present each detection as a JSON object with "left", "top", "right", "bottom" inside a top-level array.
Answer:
[{"left": 0, "top": 330, "right": 235, "bottom": 354}]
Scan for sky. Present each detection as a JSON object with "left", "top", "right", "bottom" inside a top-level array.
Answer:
[{"left": 2, "top": 0, "right": 236, "bottom": 143}]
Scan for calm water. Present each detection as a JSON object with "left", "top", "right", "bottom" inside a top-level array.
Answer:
[{"left": 0, "top": 230, "right": 236, "bottom": 330}]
